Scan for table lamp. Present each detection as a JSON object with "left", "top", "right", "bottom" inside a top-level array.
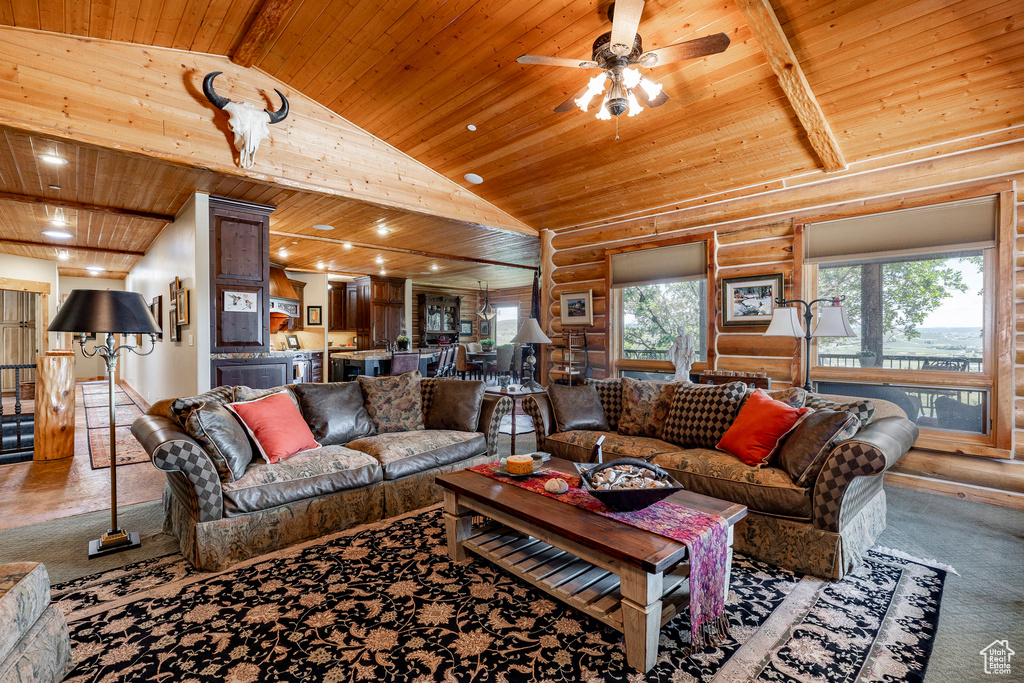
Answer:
[
  {"left": 511, "top": 318, "right": 551, "bottom": 390},
  {"left": 48, "top": 289, "right": 160, "bottom": 558},
  {"left": 764, "top": 296, "right": 854, "bottom": 391}
]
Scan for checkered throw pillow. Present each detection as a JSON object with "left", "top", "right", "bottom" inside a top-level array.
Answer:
[
  {"left": 662, "top": 381, "right": 748, "bottom": 448},
  {"left": 168, "top": 386, "right": 235, "bottom": 427},
  {"left": 805, "top": 395, "right": 875, "bottom": 428},
  {"left": 585, "top": 377, "right": 623, "bottom": 431}
]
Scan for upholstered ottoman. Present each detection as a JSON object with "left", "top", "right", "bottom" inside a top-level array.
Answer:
[{"left": 0, "top": 563, "right": 71, "bottom": 683}]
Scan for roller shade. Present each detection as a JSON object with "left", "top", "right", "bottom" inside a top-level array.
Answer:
[
  {"left": 806, "top": 196, "right": 998, "bottom": 263},
  {"left": 611, "top": 241, "right": 706, "bottom": 288}
]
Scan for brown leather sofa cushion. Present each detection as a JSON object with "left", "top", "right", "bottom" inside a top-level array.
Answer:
[
  {"left": 345, "top": 431, "right": 486, "bottom": 480},
  {"left": 180, "top": 402, "right": 252, "bottom": 482},
  {"left": 221, "top": 445, "right": 382, "bottom": 516},
  {"left": 652, "top": 449, "right": 812, "bottom": 520},
  {"left": 168, "top": 386, "right": 235, "bottom": 427},
  {"left": 544, "top": 430, "right": 681, "bottom": 463},
  {"left": 292, "top": 382, "right": 374, "bottom": 446},
  {"left": 775, "top": 410, "right": 860, "bottom": 487},
  {"left": 547, "top": 383, "right": 609, "bottom": 433},
  {"left": 425, "top": 379, "right": 486, "bottom": 431}
]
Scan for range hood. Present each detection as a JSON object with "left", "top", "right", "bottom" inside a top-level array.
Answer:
[{"left": 269, "top": 267, "right": 299, "bottom": 332}]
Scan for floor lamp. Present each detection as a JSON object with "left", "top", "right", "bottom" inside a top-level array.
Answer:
[
  {"left": 764, "top": 296, "right": 854, "bottom": 391},
  {"left": 511, "top": 318, "right": 551, "bottom": 390},
  {"left": 48, "top": 289, "right": 160, "bottom": 559}
]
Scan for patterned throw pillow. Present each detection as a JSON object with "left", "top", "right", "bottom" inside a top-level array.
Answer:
[
  {"left": 662, "top": 381, "right": 748, "bottom": 448},
  {"left": 585, "top": 377, "right": 623, "bottom": 431},
  {"left": 767, "top": 387, "right": 808, "bottom": 409},
  {"left": 805, "top": 395, "right": 875, "bottom": 428},
  {"left": 168, "top": 386, "right": 235, "bottom": 428},
  {"left": 617, "top": 377, "right": 679, "bottom": 438},
  {"left": 358, "top": 371, "right": 425, "bottom": 434}
]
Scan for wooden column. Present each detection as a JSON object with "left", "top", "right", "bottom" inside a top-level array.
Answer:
[
  {"left": 33, "top": 351, "right": 75, "bottom": 461},
  {"left": 540, "top": 229, "right": 555, "bottom": 385}
]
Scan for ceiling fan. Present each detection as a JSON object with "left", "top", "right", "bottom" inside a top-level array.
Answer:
[{"left": 517, "top": 0, "right": 730, "bottom": 119}]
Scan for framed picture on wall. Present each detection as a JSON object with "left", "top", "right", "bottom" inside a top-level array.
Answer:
[
  {"left": 224, "top": 291, "right": 257, "bottom": 312},
  {"left": 460, "top": 320, "right": 473, "bottom": 336},
  {"left": 721, "top": 273, "right": 784, "bottom": 326},
  {"left": 560, "top": 290, "right": 594, "bottom": 326},
  {"left": 175, "top": 287, "right": 190, "bottom": 326},
  {"left": 307, "top": 305, "right": 322, "bottom": 326},
  {"left": 149, "top": 296, "right": 163, "bottom": 341},
  {"left": 480, "top": 318, "right": 491, "bottom": 337}
]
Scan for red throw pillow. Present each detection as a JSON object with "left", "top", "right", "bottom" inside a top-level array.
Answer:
[
  {"left": 227, "top": 391, "right": 320, "bottom": 463},
  {"left": 717, "top": 390, "right": 812, "bottom": 467}
]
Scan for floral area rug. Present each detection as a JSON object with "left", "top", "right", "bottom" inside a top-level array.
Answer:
[
  {"left": 80, "top": 383, "right": 149, "bottom": 470},
  {"left": 53, "top": 507, "right": 946, "bottom": 682}
]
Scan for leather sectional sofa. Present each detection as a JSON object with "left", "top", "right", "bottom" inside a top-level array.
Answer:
[
  {"left": 523, "top": 379, "right": 918, "bottom": 580},
  {"left": 132, "top": 375, "right": 511, "bottom": 571}
]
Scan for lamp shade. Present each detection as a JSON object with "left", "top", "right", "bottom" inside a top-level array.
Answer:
[
  {"left": 763, "top": 307, "right": 803, "bottom": 337},
  {"left": 49, "top": 289, "right": 160, "bottom": 335},
  {"left": 812, "top": 305, "right": 856, "bottom": 338},
  {"left": 511, "top": 318, "right": 552, "bottom": 344}
]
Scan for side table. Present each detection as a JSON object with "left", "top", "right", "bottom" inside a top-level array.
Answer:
[{"left": 484, "top": 385, "right": 546, "bottom": 455}]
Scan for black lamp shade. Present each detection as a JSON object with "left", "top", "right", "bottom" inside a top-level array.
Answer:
[{"left": 49, "top": 289, "right": 161, "bottom": 335}]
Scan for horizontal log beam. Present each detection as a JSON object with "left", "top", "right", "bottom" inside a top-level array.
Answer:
[
  {"left": 0, "top": 238, "right": 144, "bottom": 256},
  {"left": 231, "top": 0, "right": 296, "bottom": 68},
  {"left": 0, "top": 191, "right": 173, "bottom": 222}
]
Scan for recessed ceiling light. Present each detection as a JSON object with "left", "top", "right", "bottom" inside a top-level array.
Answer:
[
  {"left": 42, "top": 230, "right": 72, "bottom": 239},
  {"left": 39, "top": 154, "right": 68, "bottom": 165},
  {"left": 375, "top": 256, "right": 384, "bottom": 264},
  {"left": 379, "top": 270, "right": 387, "bottom": 276},
  {"left": 343, "top": 242, "right": 353, "bottom": 249},
  {"left": 376, "top": 226, "right": 390, "bottom": 236},
  {"left": 86, "top": 266, "right": 105, "bottom": 273},
  {"left": 317, "top": 262, "right": 326, "bottom": 270},
  {"left": 279, "top": 250, "right": 288, "bottom": 257},
  {"left": 464, "top": 173, "right": 483, "bottom": 185},
  {"left": 430, "top": 264, "right": 439, "bottom": 271},
  {"left": 467, "top": 124, "right": 477, "bottom": 132},
  {"left": 291, "top": 241, "right": 298, "bottom": 245},
  {"left": 313, "top": 224, "right": 334, "bottom": 231},
  {"left": 56, "top": 249, "right": 69, "bottom": 261},
  {"left": 48, "top": 184, "right": 60, "bottom": 190}
]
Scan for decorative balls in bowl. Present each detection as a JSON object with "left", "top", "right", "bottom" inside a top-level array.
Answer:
[{"left": 579, "top": 458, "right": 683, "bottom": 511}]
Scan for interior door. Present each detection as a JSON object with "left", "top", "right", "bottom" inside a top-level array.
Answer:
[{"left": 0, "top": 291, "right": 36, "bottom": 391}]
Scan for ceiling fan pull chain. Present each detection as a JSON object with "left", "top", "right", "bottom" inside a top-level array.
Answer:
[{"left": 615, "top": 116, "right": 620, "bottom": 141}]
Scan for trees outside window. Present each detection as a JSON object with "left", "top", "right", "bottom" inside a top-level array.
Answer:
[{"left": 620, "top": 280, "right": 707, "bottom": 362}]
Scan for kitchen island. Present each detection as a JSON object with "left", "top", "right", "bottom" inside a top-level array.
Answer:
[{"left": 329, "top": 349, "right": 440, "bottom": 381}]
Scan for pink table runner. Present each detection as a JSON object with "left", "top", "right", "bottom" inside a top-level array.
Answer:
[{"left": 468, "top": 463, "right": 731, "bottom": 652}]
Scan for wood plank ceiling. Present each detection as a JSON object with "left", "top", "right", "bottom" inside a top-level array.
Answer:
[{"left": 0, "top": 0, "right": 1020, "bottom": 272}]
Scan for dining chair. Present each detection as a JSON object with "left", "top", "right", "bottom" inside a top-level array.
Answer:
[
  {"left": 390, "top": 352, "right": 421, "bottom": 376},
  {"left": 456, "top": 344, "right": 482, "bottom": 380}
]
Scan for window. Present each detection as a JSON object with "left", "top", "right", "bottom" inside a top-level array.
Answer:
[
  {"left": 807, "top": 196, "right": 1001, "bottom": 441},
  {"left": 493, "top": 306, "right": 519, "bottom": 345},
  {"left": 610, "top": 240, "right": 710, "bottom": 377}
]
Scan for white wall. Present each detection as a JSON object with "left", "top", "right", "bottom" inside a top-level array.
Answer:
[
  {"left": 0, "top": 253, "right": 59, "bottom": 351},
  {"left": 58, "top": 276, "right": 125, "bottom": 381},
  {"left": 122, "top": 193, "right": 211, "bottom": 404}
]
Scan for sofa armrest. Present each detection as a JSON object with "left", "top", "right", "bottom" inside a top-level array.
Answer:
[
  {"left": 521, "top": 394, "right": 554, "bottom": 441},
  {"left": 478, "top": 394, "right": 514, "bottom": 458},
  {"left": 812, "top": 416, "right": 918, "bottom": 532},
  {"left": 131, "top": 415, "right": 224, "bottom": 522}
]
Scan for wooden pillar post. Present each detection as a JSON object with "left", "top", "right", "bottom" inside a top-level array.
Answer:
[
  {"left": 540, "top": 229, "right": 555, "bottom": 386},
  {"left": 33, "top": 351, "right": 75, "bottom": 461}
]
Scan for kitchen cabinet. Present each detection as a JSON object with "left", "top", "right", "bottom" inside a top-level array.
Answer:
[
  {"left": 354, "top": 276, "right": 405, "bottom": 350},
  {"left": 329, "top": 282, "right": 359, "bottom": 331},
  {"left": 284, "top": 280, "right": 305, "bottom": 332},
  {"left": 211, "top": 358, "right": 289, "bottom": 389},
  {"left": 289, "top": 351, "right": 323, "bottom": 384}
]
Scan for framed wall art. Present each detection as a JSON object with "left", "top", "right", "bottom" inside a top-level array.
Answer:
[
  {"left": 559, "top": 290, "right": 594, "bottom": 326},
  {"left": 460, "top": 320, "right": 473, "bottom": 336},
  {"left": 149, "top": 296, "right": 163, "bottom": 341},
  {"left": 307, "top": 305, "right": 322, "bottom": 326},
  {"left": 286, "top": 334, "right": 301, "bottom": 350},
  {"left": 174, "top": 287, "right": 190, "bottom": 326},
  {"left": 224, "top": 291, "right": 258, "bottom": 312},
  {"left": 721, "top": 273, "right": 784, "bottom": 326}
]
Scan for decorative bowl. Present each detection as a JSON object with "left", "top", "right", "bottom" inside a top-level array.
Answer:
[{"left": 577, "top": 458, "right": 683, "bottom": 511}]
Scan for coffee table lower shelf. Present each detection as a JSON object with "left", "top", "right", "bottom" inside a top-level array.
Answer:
[{"left": 462, "top": 522, "right": 693, "bottom": 634}]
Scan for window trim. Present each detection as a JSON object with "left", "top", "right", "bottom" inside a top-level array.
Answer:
[
  {"left": 802, "top": 189, "right": 1015, "bottom": 457},
  {"left": 605, "top": 231, "right": 717, "bottom": 378}
]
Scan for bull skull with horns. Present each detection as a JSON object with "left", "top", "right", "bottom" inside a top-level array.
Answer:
[{"left": 203, "top": 72, "right": 289, "bottom": 169}]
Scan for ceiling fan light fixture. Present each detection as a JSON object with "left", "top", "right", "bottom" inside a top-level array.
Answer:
[
  {"left": 622, "top": 67, "right": 642, "bottom": 89},
  {"left": 575, "top": 74, "right": 608, "bottom": 112},
  {"left": 626, "top": 91, "right": 643, "bottom": 117},
  {"left": 638, "top": 76, "right": 663, "bottom": 100}
]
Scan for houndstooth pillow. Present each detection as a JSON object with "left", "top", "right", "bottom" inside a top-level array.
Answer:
[
  {"left": 805, "top": 395, "right": 875, "bottom": 428},
  {"left": 662, "top": 381, "right": 748, "bottom": 448},
  {"left": 585, "top": 377, "right": 623, "bottom": 431}
]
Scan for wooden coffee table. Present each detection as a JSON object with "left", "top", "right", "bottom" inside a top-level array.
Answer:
[{"left": 436, "top": 458, "right": 747, "bottom": 672}]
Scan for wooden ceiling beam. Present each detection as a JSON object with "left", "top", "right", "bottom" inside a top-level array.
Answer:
[
  {"left": 736, "top": 0, "right": 847, "bottom": 173},
  {"left": 0, "top": 238, "right": 145, "bottom": 257},
  {"left": 231, "top": 0, "right": 296, "bottom": 69},
  {"left": 0, "top": 191, "right": 174, "bottom": 223},
  {"left": 269, "top": 230, "right": 538, "bottom": 271}
]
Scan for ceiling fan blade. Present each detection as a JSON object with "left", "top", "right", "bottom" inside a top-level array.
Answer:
[
  {"left": 640, "top": 33, "right": 730, "bottom": 67},
  {"left": 554, "top": 83, "right": 592, "bottom": 113},
  {"left": 517, "top": 54, "right": 600, "bottom": 69},
  {"left": 609, "top": 0, "right": 645, "bottom": 56},
  {"left": 634, "top": 86, "right": 669, "bottom": 108}
]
